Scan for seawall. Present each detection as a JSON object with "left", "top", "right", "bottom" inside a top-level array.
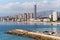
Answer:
[{"left": 6, "top": 29, "right": 60, "bottom": 40}]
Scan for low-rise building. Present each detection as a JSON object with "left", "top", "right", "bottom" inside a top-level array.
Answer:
[{"left": 39, "top": 17, "right": 50, "bottom": 22}]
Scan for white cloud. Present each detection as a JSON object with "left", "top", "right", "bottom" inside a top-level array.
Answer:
[
  {"left": 42, "top": 0, "right": 48, "bottom": 3},
  {"left": 0, "top": 2, "right": 20, "bottom": 10},
  {"left": 0, "top": 0, "right": 60, "bottom": 14}
]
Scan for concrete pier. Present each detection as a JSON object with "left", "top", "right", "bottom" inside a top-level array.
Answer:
[{"left": 6, "top": 29, "right": 60, "bottom": 40}]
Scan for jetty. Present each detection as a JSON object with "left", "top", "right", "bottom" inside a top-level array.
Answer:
[{"left": 6, "top": 29, "right": 60, "bottom": 40}]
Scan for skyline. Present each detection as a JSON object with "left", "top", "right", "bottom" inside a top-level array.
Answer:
[{"left": 0, "top": 0, "right": 60, "bottom": 16}]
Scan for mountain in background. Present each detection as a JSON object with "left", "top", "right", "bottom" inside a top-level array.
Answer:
[{"left": 37, "top": 10, "right": 60, "bottom": 18}]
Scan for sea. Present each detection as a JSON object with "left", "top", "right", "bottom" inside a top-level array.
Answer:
[{"left": 0, "top": 22, "right": 60, "bottom": 40}]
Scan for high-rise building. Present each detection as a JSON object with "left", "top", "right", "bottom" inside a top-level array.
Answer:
[
  {"left": 49, "top": 14, "right": 52, "bottom": 19},
  {"left": 49, "top": 14, "right": 53, "bottom": 21},
  {"left": 53, "top": 11, "right": 58, "bottom": 21},
  {"left": 17, "top": 14, "right": 23, "bottom": 22},
  {"left": 27, "top": 13, "right": 33, "bottom": 21},
  {"left": 34, "top": 4, "right": 37, "bottom": 19},
  {"left": 24, "top": 13, "right": 27, "bottom": 21},
  {"left": 27, "top": 13, "right": 33, "bottom": 19},
  {"left": 29, "top": 13, "right": 33, "bottom": 19},
  {"left": 1, "top": 17, "right": 3, "bottom": 22},
  {"left": 24, "top": 13, "right": 33, "bottom": 21}
]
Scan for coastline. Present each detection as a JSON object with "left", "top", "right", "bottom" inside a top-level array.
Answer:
[
  {"left": 0, "top": 21, "right": 60, "bottom": 26},
  {"left": 6, "top": 29, "right": 60, "bottom": 40}
]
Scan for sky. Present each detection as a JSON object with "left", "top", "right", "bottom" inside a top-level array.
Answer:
[{"left": 0, "top": 0, "right": 60, "bottom": 16}]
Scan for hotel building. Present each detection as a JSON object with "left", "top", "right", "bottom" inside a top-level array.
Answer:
[
  {"left": 34, "top": 4, "right": 37, "bottom": 19},
  {"left": 24, "top": 13, "right": 27, "bottom": 21},
  {"left": 52, "top": 11, "right": 58, "bottom": 22}
]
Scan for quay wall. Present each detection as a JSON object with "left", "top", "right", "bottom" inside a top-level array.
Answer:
[{"left": 6, "top": 29, "right": 60, "bottom": 40}]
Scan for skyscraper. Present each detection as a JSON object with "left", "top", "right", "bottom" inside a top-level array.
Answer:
[
  {"left": 24, "top": 13, "right": 27, "bottom": 21},
  {"left": 53, "top": 11, "right": 58, "bottom": 21},
  {"left": 34, "top": 4, "right": 37, "bottom": 19},
  {"left": 27, "top": 13, "right": 33, "bottom": 19}
]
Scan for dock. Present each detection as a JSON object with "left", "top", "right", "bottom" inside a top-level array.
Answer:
[{"left": 6, "top": 29, "right": 60, "bottom": 40}]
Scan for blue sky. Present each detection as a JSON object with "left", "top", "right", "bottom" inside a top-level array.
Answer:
[
  {"left": 0, "top": 0, "right": 52, "bottom": 5},
  {"left": 0, "top": 0, "right": 55, "bottom": 4},
  {"left": 0, "top": 0, "right": 39, "bottom": 5},
  {"left": 0, "top": 0, "right": 60, "bottom": 16}
]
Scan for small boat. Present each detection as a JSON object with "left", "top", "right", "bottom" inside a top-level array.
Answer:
[{"left": 43, "top": 31, "right": 57, "bottom": 35}]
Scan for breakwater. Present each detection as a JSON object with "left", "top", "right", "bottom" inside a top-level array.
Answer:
[{"left": 6, "top": 29, "right": 60, "bottom": 40}]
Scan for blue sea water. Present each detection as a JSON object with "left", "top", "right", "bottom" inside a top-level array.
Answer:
[{"left": 0, "top": 22, "right": 60, "bottom": 40}]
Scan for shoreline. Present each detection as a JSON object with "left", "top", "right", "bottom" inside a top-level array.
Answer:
[
  {"left": 6, "top": 29, "right": 60, "bottom": 40},
  {"left": 0, "top": 21, "right": 60, "bottom": 25}
]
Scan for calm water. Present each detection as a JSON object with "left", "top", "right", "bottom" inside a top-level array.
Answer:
[{"left": 0, "top": 22, "right": 60, "bottom": 40}]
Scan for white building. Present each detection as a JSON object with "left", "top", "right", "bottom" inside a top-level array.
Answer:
[
  {"left": 43, "top": 18, "right": 50, "bottom": 22},
  {"left": 49, "top": 14, "right": 52, "bottom": 19},
  {"left": 30, "top": 18, "right": 41, "bottom": 22},
  {"left": 39, "top": 17, "right": 50, "bottom": 22},
  {"left": 53, "top": 11, "right": 58, "bottom": 21}
]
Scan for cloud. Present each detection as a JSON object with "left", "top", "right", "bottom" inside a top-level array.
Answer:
[
  {"left": 0, "top": 2, "right": 20, "bottom": 10},
  {"left": 42, "top": 0, "right": 48, "bottom": 3},
  {"left": 0, "top": 0, "right": 60, "bottom": 16}
]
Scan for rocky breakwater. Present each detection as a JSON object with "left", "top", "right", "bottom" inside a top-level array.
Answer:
[{"left": 6, "top": 29, "right": 60, "bottom": 40}]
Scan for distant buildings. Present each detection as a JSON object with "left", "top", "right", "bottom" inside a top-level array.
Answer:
[
  {"left": 38, "top": 11, "right": 58, "bottom": 22},
  {"left": 24, "top": 13, "right": 27, "bottom": 21},
  {"left": 17, "top": 14, "right": 24, "bottom": 22},
  {"left": 0, "top": 4, "right": 59, "bottom": 22},
  {"left": 43, "top": 18, "right": 50, "bottom": 22},
  {"left": 38, "top": 17, "right": 50, "bottom": 22},
  {"left": 52, "top": 11, "right": 58, "bottom": 22},
  {"left": 0, "top": 10, "right": 59, "bottom": 22},
  {"left": 24, "top": 13, "right": 33, "bottom": 21},
  {"left": 27, "top": 13, "right": 33, "bottom": 20},
  {"left": 34, "top": 4, "right": 37, "bottom": 19},
  {"left": 48, "top": 11, "right": 58, "bottom": 22},
  {"left": 49, "top": 14, "right": 53, "bottom": 21}
]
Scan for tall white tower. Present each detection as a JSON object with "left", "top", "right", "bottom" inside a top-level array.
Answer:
[{"left": 53, "top": 11, "right": 58, "bottom": 21}]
